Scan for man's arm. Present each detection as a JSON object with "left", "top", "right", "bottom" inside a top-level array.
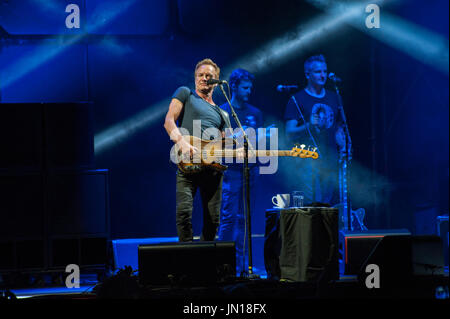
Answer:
[
  {"left": 285, "top": 119, "right": 312, "bottom": 140},
  {"left": 335, "top": 125, "right": 352, "bottom": 160},
  {"left": 164, "top": 98, "right": 198, "bottom": 156}
]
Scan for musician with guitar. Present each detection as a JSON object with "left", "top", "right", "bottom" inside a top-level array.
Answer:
[
  {"left": 284, "top": 54, "right": 346, "bottom": 207},
  {"left": 163, "top": 58, "right": 234, "bottom": 242},
  {"left": 164, "top": 58, "right": 321, "bottom": 244}
]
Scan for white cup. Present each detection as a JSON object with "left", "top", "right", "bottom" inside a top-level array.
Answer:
[{"left": 272, "top": 194, "right": 290, "bottom": 208}]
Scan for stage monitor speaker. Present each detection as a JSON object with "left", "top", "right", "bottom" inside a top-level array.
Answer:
[
  {"left": 138, "top": 241, "right": 235, "bottom": 286},
  {"left": 357, "top": 235, "right": 412, "bottom": 288},
  {"left": 339, "top": 229, "right": 411, "bottom": 275}
]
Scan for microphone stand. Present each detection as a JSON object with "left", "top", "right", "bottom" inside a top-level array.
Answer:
[
  {"left": 289, "top": 95, "right": 321, "bottom": 202},
  {"left": 218, "top": 84, "right": 259, "bottom": 279},
  {"left": 290, "top": 96, "right": 321, "bottom": 158},
  {"left": 333, "top": 80, "right": 352, "bottom": 231}
]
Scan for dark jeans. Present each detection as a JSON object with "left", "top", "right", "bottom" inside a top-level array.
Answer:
[{"left": 176, "top": 170, "right": 223, "bottom": 242}]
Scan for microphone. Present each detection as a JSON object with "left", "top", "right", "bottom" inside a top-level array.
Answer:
[
  {"left": 276, "top": 84, "right": 298, "bottom": 92},
  {"left": 207, "top": 79, "right": 227, "bottom": 85},
  {"left": 328, "top": 73, "right": 342, "bottom": 82}
]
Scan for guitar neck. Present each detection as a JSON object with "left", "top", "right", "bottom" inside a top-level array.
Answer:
[{"left": 217, "top": 150, "right": 293, "bottom": 157}]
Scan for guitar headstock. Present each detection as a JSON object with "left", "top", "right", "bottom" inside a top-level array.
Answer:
[{"left": 290, "top": 144, "right": 319, "bottom": 159}]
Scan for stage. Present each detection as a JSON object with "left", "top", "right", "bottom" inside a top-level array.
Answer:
[
  {"left": 1, "top": 0, "right": 448, "bottom": 308},
  {"left": 4, "top": 271, "right": 449, "bottom": 301},
  {"left": 2, "top": 234, "right": 448, "bottom": 300}
]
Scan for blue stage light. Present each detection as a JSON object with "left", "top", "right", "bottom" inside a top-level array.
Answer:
[
  {"left": 307, "top": 0, "right": 449, "bottom": 74},
  {"left": 0, "top": 0, "right": 138, "bottom": 90},
  {"left": 94, "top": 99, "right": 168, "bottom": 154}
]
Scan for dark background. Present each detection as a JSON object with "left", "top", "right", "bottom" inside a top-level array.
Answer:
[{"left": 0, "top": 0, "right": 448, "bottom": 240}]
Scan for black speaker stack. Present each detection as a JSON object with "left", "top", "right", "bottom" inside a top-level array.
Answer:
[{"left": 0, "top": 103, "right": 110, "bottom": 275}]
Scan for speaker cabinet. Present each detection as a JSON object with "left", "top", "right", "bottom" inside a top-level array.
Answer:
[
  {"left": 0, "top": 103, "right": 94, "bottom": 171},
  {"left": 138, "top": 241, "right": 236, "bottom": 286},
  {"left": 50, "top": 236, "right": 108, "bottom": 269},
  {"left": 0, "top": 173, "right": 44, "bottom": 238},
  {"left": 0, "top": 103, "right": 43, "bottom": 170},
  {"left": 47, "top": 169, "right": 110, "bottom": 236},
  {"left": 0, "top": 170, "right": 109, "bottom": 271},
  {"left": 339, "top": 229, "right": 411, "bottom": 275},
  {"left": 0, "top": 103, "right": 108, "bottom": 273},
  {"left": 44, "top": 102, "right": 94, "bottom": 170}
]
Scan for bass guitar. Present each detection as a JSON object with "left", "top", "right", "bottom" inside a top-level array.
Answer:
[{"left": 173, "top": 135, "right": 319, "bottom": 174}]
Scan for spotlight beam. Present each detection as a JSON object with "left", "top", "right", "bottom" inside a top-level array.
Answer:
[
  {"left": 0, "top": 0, "right": 138, "bottom": 90},
  {"left": 360, "top": 12, "right": 448, "bottom": 74},
  {"left": 222, "top": 2, "right": 369, "bottom": 77},
  {"left": 94, "top": 100, "right": 168, "bottom": 154},
  {"left": 307, "top": 0, "right": 449, "bottom": 74}
]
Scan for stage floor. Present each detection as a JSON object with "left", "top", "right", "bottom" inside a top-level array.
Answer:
[
  {"left": 2, "top": 235, "right": 448, "bottom": 300},
  {"left": 6, "top": 273, "right": 449, "bottom": 300},
  {"left": 7, "top": 274, "right": 361, "bottom": 299}
]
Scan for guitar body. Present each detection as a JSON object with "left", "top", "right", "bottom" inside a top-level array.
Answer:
[{"left": 175, "top": 136, "right": 233, "bottom": 174}]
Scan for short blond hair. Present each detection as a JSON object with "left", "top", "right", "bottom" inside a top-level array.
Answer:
[
  {"left": 304, "top": 54, "right": 326, "bottom": 75},
  {"left": 195, "top": 58, "right": 220, "bottom": 79}
]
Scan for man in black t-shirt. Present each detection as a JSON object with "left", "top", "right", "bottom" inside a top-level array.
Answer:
[
  {"left": 164, "top": 58, "right": 232, "bottom": 242},
  {"left": 218, "top": 69, "right": 263, "bottom": 276},
  {"left": 284, "top": 54, "right": 345, "bottom": 205}
]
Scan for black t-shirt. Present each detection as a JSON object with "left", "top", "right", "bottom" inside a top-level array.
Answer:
[
  {"left": 284, "top": 89, "right": 342, "bottom": 164},
  {"left": 220, "top": 102, "right": 263, "bottom": 136},
  {"left": 172, "top": 86, "right": 231, "bottom": 140}
]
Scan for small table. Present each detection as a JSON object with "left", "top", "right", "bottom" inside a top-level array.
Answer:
[{"left": 264, "top": 207, "right": 339, "bottom": 282}]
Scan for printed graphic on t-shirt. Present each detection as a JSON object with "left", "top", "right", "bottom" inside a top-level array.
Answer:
[
  {"left": 244, "top": 115, "right": 257, "bottom": 127},
  {"left": 311, "top": 103, "right": 334, "bottom": 129}
]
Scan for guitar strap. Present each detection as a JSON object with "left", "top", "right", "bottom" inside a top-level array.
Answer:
[{"left": 210, "top": 103, "right": 232, "bottom": 131}]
